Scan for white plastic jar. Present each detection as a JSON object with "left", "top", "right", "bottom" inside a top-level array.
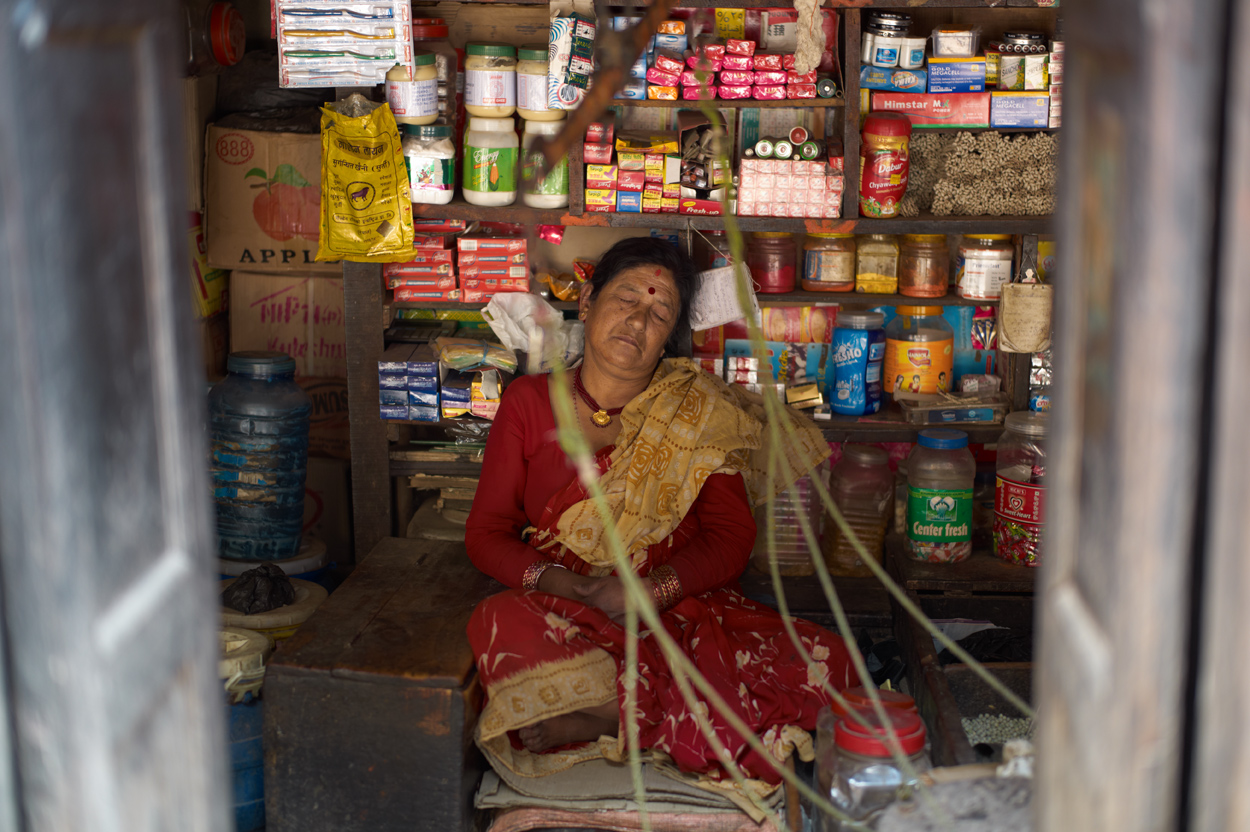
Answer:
[
  {"left": 463, "top": 117, "right": 518, "bottom": 206},
  {"left": 517, "top": 44, "right": 561, "bottom": 121},
  {"left": 465, "top": 42, "right": 517, "bottom": 118},
  {"left": 402, "top": 123, "right": 456, "bottom": 205},
  {"left": 385, "top": 51, "right": 439, "bottom": 125},
  {"left": 957, "top": 234, "right": 1015, "bottom": 300},
  {"left": 521, "top": 119, "right": 569, "bottom": 209}
]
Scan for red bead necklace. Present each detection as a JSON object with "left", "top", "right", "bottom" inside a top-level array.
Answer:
[{"left": 573, "top": 365, "right": 623, "bottom": 427}]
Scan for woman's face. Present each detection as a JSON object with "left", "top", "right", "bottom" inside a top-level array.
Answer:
[{"left": 581, "top": 264, "right": 679, "bottom": 375}]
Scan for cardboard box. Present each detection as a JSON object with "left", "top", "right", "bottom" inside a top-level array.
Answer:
[
  {"left": 585, "top": 189, "right": 616, "bottom": 212},
  {"left": 189, "top": 211, "right": 228, "bottom": 319},
  {"left": 297, "top": 377, "right": 351, "bottom": 460},
  {"left": 870, "top": 92, "right": 991, "bottom": 128},
  {"left": 990, "top": 92, "right": 1050, "bottom": 128},
  {"left": 200, "top": 312, "right": 229, "bottom": 381},
  {"left": 229, "top": 271, "right": 346, "bottom": 376},
  {"left": 998, "top": 54, "right": 1049, "bottom": 91},
  {"left": 926, "top": 58, "right": 986, "bottom": 94},
  {"left": 182, "top": 75, "right": 218, "bottom": 212},
  {"left": 204, "top": 124, "right": 339, "bottom": 274},
  {"left": 457, "top": 237, "right": 526, "bottom": 253},
  {"left": 616, "top": 191, "right": 642, "bottom": 212}
]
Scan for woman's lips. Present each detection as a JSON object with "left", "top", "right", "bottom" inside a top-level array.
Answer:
[{"left": 613, "top": 334, "right": 640, "bottom": 350}]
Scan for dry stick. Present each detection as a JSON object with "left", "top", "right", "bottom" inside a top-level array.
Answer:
[
  {"left": 623, "top": 599, "right": 649, "bottom": 832},
  {"left": 546, "top": 363, "right": 872, "bottom": 832}
]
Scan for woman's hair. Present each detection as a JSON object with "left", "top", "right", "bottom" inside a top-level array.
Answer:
[{"left": 586, "top": 236, "right": 697, "bottom": 355}]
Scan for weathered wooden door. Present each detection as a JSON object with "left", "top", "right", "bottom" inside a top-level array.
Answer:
[
  {"left": 1036, "top": 0, "right": 1233, "bottom": 830},
  {"left": 0, "top": 1, "right": 228, "bottom": 830}
]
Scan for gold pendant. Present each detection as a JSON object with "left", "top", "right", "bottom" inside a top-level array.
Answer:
[{"left": 591, "top": 410, "right": 611, "bottom": 427}]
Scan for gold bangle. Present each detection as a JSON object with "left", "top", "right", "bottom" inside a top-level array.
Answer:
[
  {"left": 649, "top": 565, "right": 683, "bottom": 611},
  {"left": 522, "top": 560, "right": 564, "bottom": 591}
]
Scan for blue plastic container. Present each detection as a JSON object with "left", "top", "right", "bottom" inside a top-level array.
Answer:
[
  {"left": 210, "top": 351, "right": 311, "bottom": 560},
  {"left": 228, "top": 696, "right": 265, "bottom": 832}
]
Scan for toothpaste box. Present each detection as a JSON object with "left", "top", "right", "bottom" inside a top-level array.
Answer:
[
  {"left": 457, "top": 237, "right": 526, "bottom": 253},
  {"left": 870, "top": 92, "right": 991, "bottom": 128},
  {"left": 859, "top": 66, "right": 927, "bottom": 93},
  {"left": 990, "top": 92, "right": 1050, "bottom": 128},
  {"left": 926, "top": 57, "right": 987, "bottom": 94},
  {"left": 616, "top": 190, "right": 643, "bottom": 212}
]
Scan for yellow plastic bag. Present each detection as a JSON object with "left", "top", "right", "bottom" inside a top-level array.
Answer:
[{"left": 316, "top": 96, "right": 413, "bottom": 261}]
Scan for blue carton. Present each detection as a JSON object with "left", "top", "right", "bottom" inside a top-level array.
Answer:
[
  {"left": 406, "top": 374, "right": 439, "bottom": 391},
  {"left": 408, "top": 389, "right": 439, "bottom": 407},
  {"left": 616, "top": 191, "right": 643, "bottom": 213},
  {"left": 859, "top": 66, "right": 927, "bottom": 94},
  {"left": 378, "top": 373, "right": 408, "bottom": 390},
  {"left": 990, "top": 92, "right": 1050, "bottom": 128},
  {"left": 379, "top": 389, "right": 408, "bottom": 406},
  {"left": 406, "top": 344, "right": 439, "bottom": 375},
  {"left": 409, "top": 406, "right": 440, "bottom": 422},
  {"left": 927, "top": 58, "right": 987, "bottom": 94},
  {"left": 378, "top": 344, "right": 414, "bottom": 374},
  {"left": 380, "top": 405, "right": 409, "bottom": 420}
]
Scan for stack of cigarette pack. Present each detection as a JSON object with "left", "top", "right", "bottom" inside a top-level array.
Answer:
[{"left": 378, "top": 343, "right": 440, "bottom": 422}]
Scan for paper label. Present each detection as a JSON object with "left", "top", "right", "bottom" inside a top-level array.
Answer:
[
  {"left": 958, "top": 257, "right": 1013, "bottom": 299},
  {"left": 690, "top": 265, "right": 760, "bottom": 331},
  {"left": 517, "top": 73, "right": 550, "bottom": 113},
  {"left": 883, "top": 337, "right": 953, "bottom": 395},
  {"left": 715, "top": 8, "right": 745, "bottom": 39},
  {"left": 465, "top": 69, "right": 515, "bottom": 107},
  {"left": 907, "top": 486, "right": 973, "bottom": 543},
  {"left": 463, "top": 145, "right": 517, "bottom": 193},
  {"left": 408, "top": 156, "right": 454, "bottom": 193},
  {"left": 995, "top": 476, "right": 1044, "bottom": 524},
  {"left": 803, "top": 248, "right": 855, "bottom": 285},
  {"left": 386, "top": 78, "right": 438, "bottom": 118},
  {"left": 522, "top": 147, "right": 569, "bottom": 196}
]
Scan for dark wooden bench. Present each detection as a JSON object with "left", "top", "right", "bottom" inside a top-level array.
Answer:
[{"left": 264, "top": 537, "right": 501, "bottom": 832}]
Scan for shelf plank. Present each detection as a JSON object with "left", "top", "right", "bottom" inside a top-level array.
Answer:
[
  {"left": 762, "top": 290, "right": 998, "bottom": 307},
  {"left": 819, "top": 415, "right": 1005, "bottom": 444},
  {"left": 622, "top": 98, "right": 845, "bottom": 109},
  {"left": 886, "top": 536, "right": 1036, "bottom": 594}
]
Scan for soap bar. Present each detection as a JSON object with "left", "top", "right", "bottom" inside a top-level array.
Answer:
[
  {"left": 786, "top": 84, "right": 817, "bottom": 99},
  {"left": 682, "top": 85, "right": 717, "bottom": 100},
  {"left": 752, "top": 52, "right": 782, "bottom": 71},
  {"left": 755, "top": 70, "right": 786, "bottom": 85},
  {"left": 646, "top": 67, "right": 680, "bottom": 86},
  {"left": 718, "top": 84, "right": 752, "bottom": 99},
  {"left": 646, "top": 85, "right": 678, "bottom": 100},
  {"left": 719, "top": 70, "right": 754, "bottom": 86},
  {"left": 726, "top": 38, "right": 756, "bottom": 56},
  {"left": 753, "top": 85, "right": 785, "bottom": 100},
  {"left": 721, "top": 54, "right": 753, "bottom": 71}
]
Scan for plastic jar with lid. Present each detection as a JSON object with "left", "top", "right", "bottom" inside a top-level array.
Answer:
[
  {"left": 463, "top": 117, "right": 518, "bottom": 206},
  {"left": 412, "top": 19, "right": 459, "bottom": 126},
  {"left": 859, "top": 113, "right": 911, "bottom": 218},
  {"left": 956, "top": 234, "right": 1014, "bottom": 300},
  {"left": 829, "top": 687, "right": 918, "bottom": 718},
  {"left": 517, "top": 44, "right": 561, "bottom": 122},
  {"left": 823, "top": 445, "right": 894, "bottom": 576},
  {"left": 386, "top": 51, "right": 439, "bottom": 126},
  {"left": 184, "top": 0, "right": 245, "bottom": 75},
  {"left": 465, "top": 43, "right": 517, "bottom": 118},
  {"left": 831, "top": 310, "right": 885, "bottom": 416},
  {"left": 994, "top": 412, "right": 1048, "bottom": 567},
  {"left": 802, "top": 233, "right": 856, "bottom": 292},
  {"left": 883, "top": 306, "right": 953, "bottom": 399},
  {"left": 898, "top": 234, "right": 950, "bottom": 298},
  {"left": 906, "top": 429, "right": 975, "bottom": 563},
  {"left": 855, "top": 234, "right": 900, "bottom": 294},
  {"left": 402, "top": 124, "right": 456, "bottom": 205},
  {"left": 695, "top": 231, "right": 732, "bottom": 271},
  {"left": 816, "top": 706, "right": 930, "bottom": 832},
  {"left": 747, "top": 232, "right": 796, "bottom": 294},
  {"left": 521, "top": 119, "right": 569, "bottom": 209}
]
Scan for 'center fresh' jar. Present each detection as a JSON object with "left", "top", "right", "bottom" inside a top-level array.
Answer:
[
  {"left": 465, "top": 42, "right": 517, "bottom": 118},
  {"left": 385, "top": 51, "right": 438, "bottom": 125},
  {"left": 521, "top": 119, "right": 569, "bottom": 209},
  {"left": 463, "top": 117, "right": 518, "bottom": 206},
  {"left": 517, "top": 44, "right": 561, "bottom": 121},
  {"left": 906, "top": 429, "right": 975, "bottom": 564},
  {"left": 402, "top": 123, "right": 456, "bottom": 205}
]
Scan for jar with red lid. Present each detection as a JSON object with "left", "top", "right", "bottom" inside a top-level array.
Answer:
[
  {"left": 816, "top": 706, "right": 931, "bottom": 832},
  {"left": 899, "top": 234, "right": 950, "bottom": 298},
  {"left": 829, "top": 686, "right": 917, "bottom": 717},
  {"left": 184, "top": 0, "right": 245, "bottom": 75},
  {"left": 412, "top": 18, "right": 460, "bottom": 128},
  {"left": 747, "top": 232, "right": 796, "bottom": 294},
  {"left": 859, "top": 112, "right": 912, "bottom": 218}
]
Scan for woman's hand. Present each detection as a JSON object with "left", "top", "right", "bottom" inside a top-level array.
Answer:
[{"left": 536, "top": 569, "right": 652, "bottom": 624}]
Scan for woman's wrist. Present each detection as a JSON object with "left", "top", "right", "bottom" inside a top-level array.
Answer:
[
  {"left": 648, "top": 565, "right": 683, "bottom": 611},
  {"left": 523, "top": 560, "right": 566, "bottom": 591}
]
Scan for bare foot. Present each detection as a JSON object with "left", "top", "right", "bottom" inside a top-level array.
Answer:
[{"left": 518, "top": 711, "right": 619, "bottom": 753}]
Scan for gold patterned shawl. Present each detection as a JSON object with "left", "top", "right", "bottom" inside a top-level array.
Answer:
[{"left": 541, "top": 357, "right": 830, "bottom": 571}]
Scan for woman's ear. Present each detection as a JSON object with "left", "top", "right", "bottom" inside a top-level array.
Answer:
[{"left": 578, "top": 287, "right": 592, "bottom": 321}]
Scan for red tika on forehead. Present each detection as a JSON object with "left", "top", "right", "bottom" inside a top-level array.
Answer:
[{"left": 649, "top": 286, "right": 656, "bottom": 294}]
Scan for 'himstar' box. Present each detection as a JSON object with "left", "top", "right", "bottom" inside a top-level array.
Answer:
[
  {"left": 859, "top": 66, "right": 927, "bottom": 93},
  {"left": 926, "top": 58, "right": 986, "bottom": 93},
  {"left": 870, "top": 92, "right": 990, "bottom": 128},
  {"left": 990, "top": 92, "right": 1050, "bottom": 128}
]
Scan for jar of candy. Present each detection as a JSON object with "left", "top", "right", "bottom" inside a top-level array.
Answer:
[
  {"left": 823, "top": 445, "right": 894, "bottom": 576},
  {"left": 957, "top": 234, "right": 1014, "bottom": 300},
  {"left": 993, "top": 412, "right": 1047, "bottom": 566},
  {"left": 898, "top": 234, "right": 949, "bottom": 298},
  {"left": 802, "top": 233, "right": 856, "bottom": 292},
  {"left": 906, "top": 430, "right": 975, "bottom": 563},
  {"left": 883, "top": 306, "right": 953, "bottom": 400},
  {"left": 855, "top": 234, "right": 899, "bottom": 294},
  {"left": 747, "top": 232, "right": 796, "bottom": 294},
  {"left": 816, "top": 706, "right": 930, "bottom": 832}
]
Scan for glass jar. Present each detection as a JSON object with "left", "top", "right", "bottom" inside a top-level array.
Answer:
[
  {"left": 883, "top": 306, "right": 953, "bottom": 399},
  {"left": 463, "top": 117, "right": 518, "bottom": 206},
  {"left": 823, "top": 445, "right": 894, "bottom": 576},
  {"left": 521, "top": 119, "right": 569, "bottom": 209},
  {"left": 802, "top": 233, "right": 856, "bottom": 292},
  {"left": 747, "top": 232, "right": 796, "bottom": 294},
  {"left": 412, "top": 18, "right": 459, "bottom": 129},
  {"left": 831, "top": 310, "right": 885, "bottom": 416},
  {"left": 957, "top": 234, "right": 1014, "bottom": 300},
  {"left": 859, "top": 114, "right": 911, "bottom": 218},
  {"left": 994, "top": 411, "right": 1048, "bottom": 566},
  {"left": 209, "top": 351, "right": 311, "bottom": 561},
  {"left": 899, "top": 234, "right": 950, "bottom": 298},
  {"left": 465, "top": 42, "right": 517, "bottom": 118},
  {"left": 855, "top": 234, "right": 900, "bottom": 294},
  {"left": 184, "top": 0, "right": 245, "bottom": 75},
  {"left": 695, "top": 230, "right": 732, "bottom": 271},
  {"left": 386, "top": 51, "right": 439, "bottom": 126},
  {"left": 816, "top": 706, "right": 930, "bottom": 832},
  {"left": 402, "top": 124, "right": 456, "bottom": 205},
  {"left": 893, "top": 459, "right": 909, "bottom": 534},
  {"left": 906, "top": 429, "right": 975, "bottom": 563},
  {"left": 517, "top": 44, "right": 561, "bottom": 121}
]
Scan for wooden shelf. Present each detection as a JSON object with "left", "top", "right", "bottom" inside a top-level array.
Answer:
[
  {"left": 760, "top": 290, "right": 997, "bottom": 307},
  {"left": 392, "top": 298, "right": 577, "bottom": 311},
  {"left": 818, "top": 412, "right": 1005, "bottom": 444},
  {"left": 621, "top": 99, "right": 845, "bottom": 109}
]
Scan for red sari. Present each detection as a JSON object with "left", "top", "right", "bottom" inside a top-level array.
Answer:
[{"left": 466, "top": 374, "right": 857, "bottom": 788}]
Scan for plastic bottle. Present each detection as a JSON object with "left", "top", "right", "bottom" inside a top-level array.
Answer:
[
  {"left": 883, "top": 306, "right": 954, "bottom": 400},
  {"left": 521, "top": 119, "right": 570, "bottom": 209},
  {"left": 184, "top": 0, "right": 245, "bottom": 75},
  {"left": 747, "top": 232, "right": 797, "bottom": 293},
  {"left": 993, "top": 411, "right": 1048, "bottom": 566},
  {"left": 385, "top": 51, "right": 439, "bottom": 126},
  {"left": 402, "top": 124, "right": 456, "bottom": 205},
  {"left": 823, "top": 445, "right": 894, "bottom": 576},
  {"left": 905, "top": 429, "right": 976, "bottom": 563},
  {"left": 209, "top": 352, "right": 311, "bottom": 561},
  {"left": 830, "top": 310, "right": 885, "bottom": 416},
  {"left": 517, "top": 44, "right": 562, "bottom": 121},
  {"left": 465, "top": 42, "right": 517, "bottom": 118},
  {"left": 859, "top": 113, "right": 911, "bottom": 218},
  {"left": 463, "top": 117, "right": 518, "bottom": 206}
]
